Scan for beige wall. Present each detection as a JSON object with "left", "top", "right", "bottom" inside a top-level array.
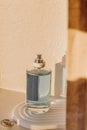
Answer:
[{"left": 0, "top": 0, "right": 68, "bottom": 94}]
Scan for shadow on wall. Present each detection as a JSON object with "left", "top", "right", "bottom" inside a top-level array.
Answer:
[
  {"left": 67, "top": 78, "right": 87, "bottom": 130},
  {"left": 69, "top": 0, "right": 87, "bottom": 32}
]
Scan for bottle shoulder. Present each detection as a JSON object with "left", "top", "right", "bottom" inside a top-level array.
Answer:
[{"left": 27, "top": 69, "right": 51, "bottom": 76}]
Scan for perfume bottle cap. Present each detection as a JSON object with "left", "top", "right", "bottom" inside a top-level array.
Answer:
[{"left": 33, "top": 54, "right": 45, "bottom": 69}]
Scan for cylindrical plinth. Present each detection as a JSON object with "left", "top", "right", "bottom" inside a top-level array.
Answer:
[{"left": 12, "top": 99, "right": 66, "bottom": 130}]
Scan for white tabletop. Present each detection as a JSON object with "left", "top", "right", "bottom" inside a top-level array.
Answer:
[{"left": 0, "top": 88, "right": 65, "bottom": 130}]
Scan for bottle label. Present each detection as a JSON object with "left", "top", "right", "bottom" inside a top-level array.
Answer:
[{"left": 27, "top": 73, "right": 38, "bottom": 101}]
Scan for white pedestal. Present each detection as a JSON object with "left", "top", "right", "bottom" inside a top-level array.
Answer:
[{"left": 12, "top": 99, "right": 66, "bottom": 130}]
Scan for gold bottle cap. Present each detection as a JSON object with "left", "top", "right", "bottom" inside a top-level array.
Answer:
[{"left": 33, "top": 54, "right": 45, "bottom": 69}]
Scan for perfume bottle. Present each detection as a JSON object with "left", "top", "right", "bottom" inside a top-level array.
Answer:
[
  {"left": 26, "top": 54, "right": 51, "bottom": 114},
  {"left": 60, "top": 55, "right": 66, "bottom": 98}
]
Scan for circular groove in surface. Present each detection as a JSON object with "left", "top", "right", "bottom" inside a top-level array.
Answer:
[{"left": 12, "top": 99, "right": 66, "bottom": 130}]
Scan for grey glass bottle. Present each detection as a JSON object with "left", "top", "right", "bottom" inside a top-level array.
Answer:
[{"left": 26, "top": 55, "right": 51, "bottom": 114}]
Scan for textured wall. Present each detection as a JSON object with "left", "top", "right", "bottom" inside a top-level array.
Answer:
[
  {"left": 69, "top": 0, "right": 87, "bottom": 31},
  {"left": 0, "top": 0, "right": 68, "bottom": 94},
  {"left": 67, "top": 0, "right": 87, "bottom": 129},
  {"left": 67, "top": 29, "right": 87, "bottom": 130}
]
